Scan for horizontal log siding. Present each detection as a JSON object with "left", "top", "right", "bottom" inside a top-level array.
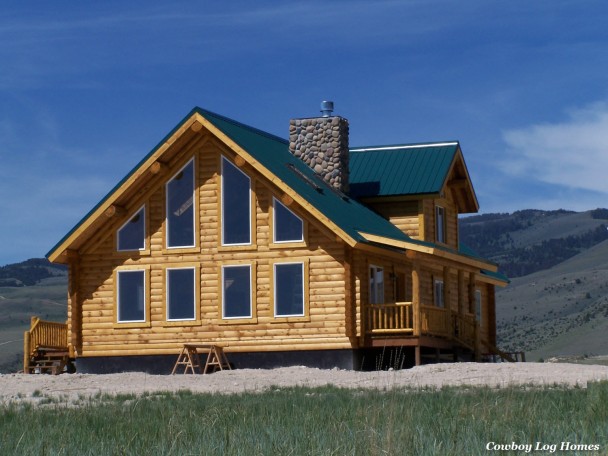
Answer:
[
  {"left": 366, "top": 200, "right": 419, "bottom": 238},
  {"left": 76, "top": 143, "right": 351, "bottom": 357}
]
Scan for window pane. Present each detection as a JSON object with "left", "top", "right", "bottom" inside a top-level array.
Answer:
[
  {"left": 222, "top": 158, "right": 251, "bottom": 245},
  {"left": 223, "top": 265, "right": 251, "bottom": 318},
  {"left": 436, "top": 206, "right": 445, "bottom": 243},
  {"left": 369, "top": 266, "right": 384, "bottom": 304},
  {"left": 475, "top": 290, "right": 482, "bottom": 323},
  {"left": 167, "top": 268, "right": 195, "bottom": 320},
  {"left": 167, "top": 160, "right": 194, "bottom": 248},
  {"left": 275, "top": 263, "right": 304, "bottom": 317},
  {"left": 434, "top": 280, "right": 444, "bottom": 308},
  {"left": 117, "top": 207, "right": 145, "bottom": 251},
  {"left": 274, "top": 198, "right": 303, "bottom": 243},
  {"left": 118, "top": 270, "right": 145, "bottom": 322}
]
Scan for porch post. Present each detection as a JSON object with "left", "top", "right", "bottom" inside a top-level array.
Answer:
[
  {"left": 412, "top": 263, "right": 422, "bottom": 366},
  {"left": 23, "top": 330, "right": 30, "bottom": 374},
  {"left": 412, "top": 264, "right": 421, "bottom": 337}
]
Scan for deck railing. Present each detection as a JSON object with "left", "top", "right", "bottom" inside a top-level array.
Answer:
[
  {"left": 365, "top": 302, "right": 414, "bottom": 334},
  {"left": 27, "top": 317, "right": 68, "bottom": 353},
  {"left": 24, "top": 317, "right": 68, "bottom": 373},
  {"left": 420, "top": 305, "right": 451, "bottom": 337}
]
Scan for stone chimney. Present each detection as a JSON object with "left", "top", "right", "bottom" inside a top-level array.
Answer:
[{"left": 289, "top": 102, "right": 350, "bottom": 193}]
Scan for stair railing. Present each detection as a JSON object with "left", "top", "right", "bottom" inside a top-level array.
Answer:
[{"left": 23, "top": 316, "right": 68, "bottom": 373}]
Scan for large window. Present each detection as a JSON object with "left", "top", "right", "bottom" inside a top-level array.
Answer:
[
  {"left": 274, "top": 262, "right": 305, "bottom": 317},
  {"left": 166, "top": 268, "right": 196, "bottom": 321},
  {"left": 434, "top": 279, "right": 445, "bottom": 308},
  {"left": 117, "top": 206, "right": 146, "bottom": 251},
  {"left": 436, "top": 206, "right": 446, "bottom": 244},
  {"left": 117, "top": 270, "right": 146, "bottom": 323},
  {"left": 166, "top": 159, "right": 195, "bottom": 248},
  {"left": 221, "top": 157, "right": 251, "bottom": 246},
  {"left": 222, "top": 265, "right": 252, "bottom": 319},
  {"left": 369, "top": 265, "right": 384, "bottom": 305},
  {"left": 273, "top": 197, "right": 303, "bottom": 243}
]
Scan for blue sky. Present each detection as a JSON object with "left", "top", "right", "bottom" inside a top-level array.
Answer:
[{"left": 2, "top": 0, "right": 608, "bottom": 265}]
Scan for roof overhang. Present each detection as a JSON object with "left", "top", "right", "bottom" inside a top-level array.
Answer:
[
  {"left": 47, "top": 109, "right": 362, "bottom": 263},
  {"left": 356, "top": 231, "right": 503, "bottom": 276},
  {"left": 441, "top": 146, "right": 479, "bottom": 214}
]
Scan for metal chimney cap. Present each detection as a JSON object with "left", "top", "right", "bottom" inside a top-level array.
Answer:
[{"left": 320, "top": 100, "right": 334, "bottom": 117}]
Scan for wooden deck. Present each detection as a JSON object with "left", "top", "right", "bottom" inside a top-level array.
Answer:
[
  {"left": 363, "top": 302, "right": 513, "bottom": 364},
  {"left": 24, "top": 317, "right": 71, "bottom": 374}
]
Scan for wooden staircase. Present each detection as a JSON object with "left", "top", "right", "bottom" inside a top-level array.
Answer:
[
  {"left": 24, "top": 317, "right": 73, "bottom": 375},
  {"left": 451, "top": 313, "right": 524, "bottom": 363}
]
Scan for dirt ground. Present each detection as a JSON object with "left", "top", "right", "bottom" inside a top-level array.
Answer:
[{"left": 1, "top": 362, "right": 608, "bottom": 406}]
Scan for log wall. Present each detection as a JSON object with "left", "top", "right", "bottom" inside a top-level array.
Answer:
[{"left": 75, "top": 140, "right": 353, "bottom": 357}]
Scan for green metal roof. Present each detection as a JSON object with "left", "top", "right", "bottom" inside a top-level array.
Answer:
[
  {"left": 47, "top": 107, "right": 499, "bottom": 278},
  {"left": 349, "top": 143, "right": 459, "bottom": 198},
  {"left": 197, "top": 108, "right": 413, "bottom": 244}
]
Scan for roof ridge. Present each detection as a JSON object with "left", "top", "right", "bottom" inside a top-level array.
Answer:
[
  {"left": 350, "top": 141, "right": 459, "bottom": 152},
  {"left": 195, "top": 107, "right": 289, "bottom": 145}
]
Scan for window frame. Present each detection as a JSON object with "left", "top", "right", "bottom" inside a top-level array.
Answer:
[
  {"left": 163, "top": 265, "right": 200, "bottom": 325},
  {"left": 369, "top": 265, "right": 385, "bottom": 305},
  {"left": 220, "top": 156, "right": 253, "bottom": 248},
  {"left": 271, "top": 259, "right": 309, "bottom": 322},
  {"left": 219, "top": 262, "right": 257, "bottom": 324},
  {"left": 113, "top": 265, "right": 151, "bottom": 328},
  {"left": 436, "top": 205, "right": 446, "bottom": 244},
  {"left": 271, "top": 197, "right": 305, "bottom": 246},
  {"left": 165, "top": 158, "right": 197, "bottom": 252},
  {"left": 116, "top": 205, "right": 148, "bottom": 253}
]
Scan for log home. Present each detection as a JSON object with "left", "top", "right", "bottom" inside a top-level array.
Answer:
[{"left": 45, "top": 103, "right": 508, "bottom": 373}]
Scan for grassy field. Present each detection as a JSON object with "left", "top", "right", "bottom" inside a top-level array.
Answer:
[{"left": 1, "top": 383, "right": 606, "bottom": 455}]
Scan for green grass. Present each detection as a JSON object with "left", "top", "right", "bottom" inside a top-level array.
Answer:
[{"left": 1, "top": 383, "right": 606, "bottom": 455}]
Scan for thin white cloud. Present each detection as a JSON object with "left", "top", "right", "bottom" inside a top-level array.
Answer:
[{"left": 502, "top": 101, "right": 608, "bottom": 195}]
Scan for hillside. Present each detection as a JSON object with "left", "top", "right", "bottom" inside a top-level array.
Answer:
[
  {"left": 460, "top": 208, "right": 608, "bottom": 278},
  {"left": 0, "top": 259, "right": 67, "bottom": 373},
  {"left": 0, "top": 258, "right": 67, "bottom": 287},
  {"left": 460, "top": 209, "right": 608, "bottom": 360}
]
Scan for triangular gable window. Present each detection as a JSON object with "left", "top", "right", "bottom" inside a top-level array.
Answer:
[
  {"left": 273, "top": 198, "right": 303, "bottom": 243},
  {"left": 117, "top": 206, "right": 145, "bottom": 251}
]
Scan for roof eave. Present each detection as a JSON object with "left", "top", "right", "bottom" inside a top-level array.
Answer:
[{"left": 46, "top": 109, "right": 205, "bottom": 263}]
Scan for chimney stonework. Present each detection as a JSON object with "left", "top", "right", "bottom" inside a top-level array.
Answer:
[{"left": 289, "top": 116, "right": 350, "bottom": 193}]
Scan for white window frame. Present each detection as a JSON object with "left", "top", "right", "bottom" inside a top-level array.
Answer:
[
  {"left": 436, "top": 205, "right": 446, "bottom": 244},
  {"left": 166, "top": 267, "right": 197, "bottom": 322},
  {"left": 273, "top": 262, "right": 305, "bottom": 317},
  {"left": 221, "top": 264, "right": 253, "bottom": 319},
  {"left": 165, "top": 159, "right": 196, "bottom": 249},
  {"left": 116, "top": 269, "right": 147, "bottom": 323},
  {"left": 369, "top": 265, "right": 385, "bottom": 305},
  {"left": 117, "top": 205, "right": 146, "bottom": 252},
  {"left": 272, "top": 197, "right": 304, "bottom": 244},
  {"left": 221, "top": 156, "right": 252, "bottom": 246}
]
